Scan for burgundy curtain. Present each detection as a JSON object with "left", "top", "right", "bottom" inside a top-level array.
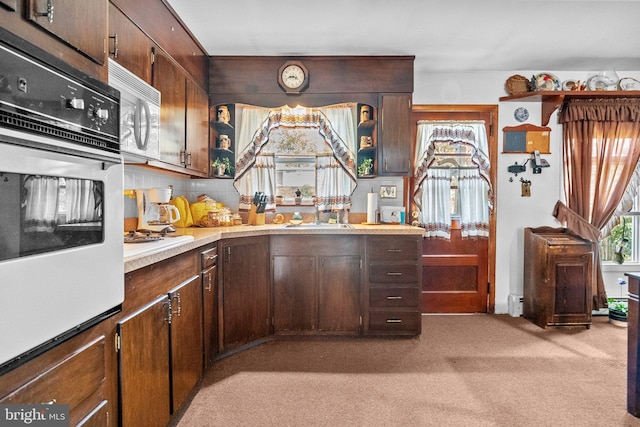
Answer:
[{"left": 556, "top": 98, "right": 640, "bottom": 309}]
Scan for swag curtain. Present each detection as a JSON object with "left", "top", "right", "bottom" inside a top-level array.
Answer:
[
  {"left": 413, "top": 121, "right": 492, "bottom": 239},
  {"left": 556, "top": 98, "right": 640, "bottom": 309},
  {"left": 233, "top": 104, "right": 357, "bottom": 210}
]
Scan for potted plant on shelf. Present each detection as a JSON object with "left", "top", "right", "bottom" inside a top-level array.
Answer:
[
  {"left": 358, "top": 158, "right": 374, "bottom": 177},
  {"left": 212, "top": 157, "right": 233, "bottom": 176},
  {"left": 608, "top": 298, "right": 628, "bottom": 327}
]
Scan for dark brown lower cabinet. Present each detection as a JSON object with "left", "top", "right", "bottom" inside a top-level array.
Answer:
[
  {"left": 523, "top": 227, "right": 595, "bottom": 329},
  {"left": 117, "top": 274, "right": 201, "bottom": 426},
  {"left": 366, "top": 235, "right": 422, "bottom": 336},
  {"left": 118, "top": 295, "right": 171, "bottom": 427},
  {"left": 271, "top": 235, "right": 363, "bottom": 335},
  {"left": 220, "top": 236, "right": 270, "bottom": 352},
  {"left": 201, "top": 245, "right": 219, "bottom": 368},
  {"left": 169, "top": 276, "right": 203, "bottom": 412},
  {"left": 0, "top": 333, "right": 109, "bottom": 426}
]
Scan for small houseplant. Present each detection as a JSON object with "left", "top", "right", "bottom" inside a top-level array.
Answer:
[
  {"left": 358, "top": 158, "right": 374, "bottom": 176},
  {"left": 212, "top": 157, "right": 233, "bottom": 176},
  {"left": 608, "top": 298, "right": 628, "bottom": 327}
]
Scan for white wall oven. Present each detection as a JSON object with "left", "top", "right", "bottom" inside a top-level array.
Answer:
[{"left": 0, "top": 28, "right": 123, "bottom": 373}]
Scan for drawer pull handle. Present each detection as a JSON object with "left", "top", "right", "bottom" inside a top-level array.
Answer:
[
  {"left": 387, "top": 249, "right": 403, "bottom": 252},
  {"left": 36, "top": 0, "right": 54, "bottom": 23},
  {"left": 386, "top": 319, "right": 403, "bottom": 323},
  {"left": 42, "top": 399, "right": 56, "bottom": 405},
  {"left": 387, "top": 272, "right": 402, "bottom": 276},
  {"left": 386, "top": 296, "right": 403, "bottom": 300}
]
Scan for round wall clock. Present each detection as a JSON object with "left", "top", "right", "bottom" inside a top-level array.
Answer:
[{"left": 278, "top": 61, "right": 309, "bottom": 94}]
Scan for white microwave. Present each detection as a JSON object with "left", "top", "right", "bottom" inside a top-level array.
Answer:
[{"left": 108, "top": 58, "right": 161, "bottom": 161}]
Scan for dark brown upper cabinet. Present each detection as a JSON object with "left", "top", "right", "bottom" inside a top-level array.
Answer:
[
  {"left": 108, "top": 3, "right": 154, "bottom": 84},
  {"left": 26, "top": 0, "right": 108, "bottom": 65}
]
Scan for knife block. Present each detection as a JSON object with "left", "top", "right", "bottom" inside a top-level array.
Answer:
[{"left": 247, "top": 205, "right": 265, "bottom": 225}]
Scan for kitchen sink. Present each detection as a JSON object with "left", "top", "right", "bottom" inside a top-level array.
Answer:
[{"left": 283, "top": 223, "right": 353, "bottom": 229}]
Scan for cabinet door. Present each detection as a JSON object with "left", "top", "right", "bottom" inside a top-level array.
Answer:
[
  {"left": 318, "top": 255, "right": 361, "bottom": 332},
  {"left": 0, "top": 335, "right": 107, "bottom": 426},
  {"left": 169, "top": 275, "right": 203, "bottom": 414},
  {"left": 153, "top": 48, "right": 186, "bottom": 166},
  {"left": 186, "top": 78, "right": 210, "bottom": 175},
  {"left": 221, "top": 237, "right": 270, "bottom": 352},
  {"left": 202, "top": 263, "right": 218, "bottom": 368},
  {"left": 379, "top": 94, "right": 412, "bottom": 175},
  {"left": 108, "top": 3, "right": 153, "bottom": 83},
  {"left": 117, "top": 295, "right": 171, "bottom": 427},
  {"left": 26, "top": 0, "right": 107, "bottom": 65},
  {"left": 272, "top": 255, "right": 316, "bottom": 332},
  {"left": 551, "top": 253, "right": 593, "bottom": 325}
]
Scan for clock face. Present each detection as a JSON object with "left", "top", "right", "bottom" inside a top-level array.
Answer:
[{"left": 282, "top": 65, "right": 305, "bottom": 89}]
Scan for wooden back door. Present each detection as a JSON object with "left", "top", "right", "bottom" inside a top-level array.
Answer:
[{"left": 408, "top": 105, "right": 497, "bottom": 313}]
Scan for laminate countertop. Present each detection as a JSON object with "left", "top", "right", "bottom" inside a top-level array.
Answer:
[{"left": 124, "top": 223, "right": 424, "bottom": 273}]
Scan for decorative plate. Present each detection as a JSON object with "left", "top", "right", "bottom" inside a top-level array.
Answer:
[
  {"left": 532, "top": 73, "right": 560, "bottom": 91},
  {"left": 619, "top": 77, "right": 640, "bottom": 91},
  {"left": 587, "top": 74, "right": 617, "bottom": 91},
  {"left": 514, "top": 107, "right": 529, "bottom": 122}
]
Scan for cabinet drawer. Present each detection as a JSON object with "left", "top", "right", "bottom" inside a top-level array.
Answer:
[
  {"left": 369, "top": 310, "right": 421, "bottom": 332},
  {"left": 370, "top": 287, "right": 419, "bottom": 308},
  {"left": 368, "top": 237, "right": 418, "bottom": 261},
  {"left": 201, "top": 246, "right": 218, "bottom": 269},
  {"left": 369, "top": 264, "right": 418, "bottom": 283},
  {"left": 1, "top": 336, "right": 105, "bottom": 421}
]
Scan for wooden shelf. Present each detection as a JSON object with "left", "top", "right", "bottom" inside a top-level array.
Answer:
[{"left": 500, "top": 91, "right": 640, "bottom": 126}]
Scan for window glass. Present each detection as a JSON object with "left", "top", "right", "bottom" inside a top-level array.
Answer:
[{"left": 275, "top": 156, "right": 316, "bottom": 202}]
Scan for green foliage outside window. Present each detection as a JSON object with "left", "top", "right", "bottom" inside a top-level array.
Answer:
[{"left": 600, "top": 217, "right": 633, "bottom": 263}]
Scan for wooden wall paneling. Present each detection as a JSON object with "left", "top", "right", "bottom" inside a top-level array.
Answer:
[{"left": 209, "top": 56, "right": 414, "bottom": 95}]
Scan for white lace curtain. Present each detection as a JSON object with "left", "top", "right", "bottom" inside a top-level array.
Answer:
[
  {"left": 413, "top": 120, "right": 492, "bottom": 239},
  {"left": 233, "top": 104, "right": 357, "bottom": 210}
]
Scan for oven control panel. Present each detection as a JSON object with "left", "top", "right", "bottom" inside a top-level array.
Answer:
[{"left": 0, "top": 42, "right": 119, "bottom": 152}]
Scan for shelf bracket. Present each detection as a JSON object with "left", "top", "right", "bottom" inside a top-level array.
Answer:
[{"left": 541, "top": 95, "right": 564, "bottom": 126}]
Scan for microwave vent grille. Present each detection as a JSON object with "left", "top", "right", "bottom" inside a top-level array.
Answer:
[{"left": 108, "top": 59, "right": 160, "bottom": 105}]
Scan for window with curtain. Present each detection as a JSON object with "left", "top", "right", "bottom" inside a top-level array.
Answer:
[
  {"left": 555, "top": 97, "right": 640, "bottom": 309},
  {"left": 413, "top": 121, "right": 492, "bottom": 239},
  {"left": 232, "top": 104, "right": 358, "bottom": 211}
]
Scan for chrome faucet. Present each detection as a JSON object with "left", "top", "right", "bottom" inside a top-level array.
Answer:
[{"left": 314, "top": 204, "right": 321, "bottom": 224}]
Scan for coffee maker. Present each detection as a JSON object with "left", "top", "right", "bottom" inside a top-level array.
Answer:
[{"left": 135, "top": 188, "right": 180, "bottom": 232}]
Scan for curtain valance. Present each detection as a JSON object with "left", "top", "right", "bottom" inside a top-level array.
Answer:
[{"left": 559, "top": 98, "right": 640, "bottom": 123}]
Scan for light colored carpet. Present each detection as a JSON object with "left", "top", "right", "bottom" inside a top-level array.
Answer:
[{"left": 174, "top": 314, "right": 640, "bottom": 427}]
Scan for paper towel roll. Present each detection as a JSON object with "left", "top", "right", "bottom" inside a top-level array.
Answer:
[{"left": 367, "top": 192, "right": 378, "bottom": 224}]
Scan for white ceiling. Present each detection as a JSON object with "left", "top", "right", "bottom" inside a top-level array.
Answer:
[{"left": 166, "top": 0, "right": 640, "bottom": 74}]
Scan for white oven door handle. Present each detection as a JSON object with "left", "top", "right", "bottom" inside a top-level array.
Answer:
[{"left": 133, "top": 99, "right": 151, "bottom": 151}]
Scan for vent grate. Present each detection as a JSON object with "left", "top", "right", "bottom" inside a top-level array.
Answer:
[{"left": 0, "top": 109, "right": 118, "bottom": 151}]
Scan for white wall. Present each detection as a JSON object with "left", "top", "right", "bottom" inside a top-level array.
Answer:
[
  {"left": 414, "top": 68, "right": 640, "bottom": 313},
  {"left": 125, "top": 67, "right": 640, "bottom": 314}
]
